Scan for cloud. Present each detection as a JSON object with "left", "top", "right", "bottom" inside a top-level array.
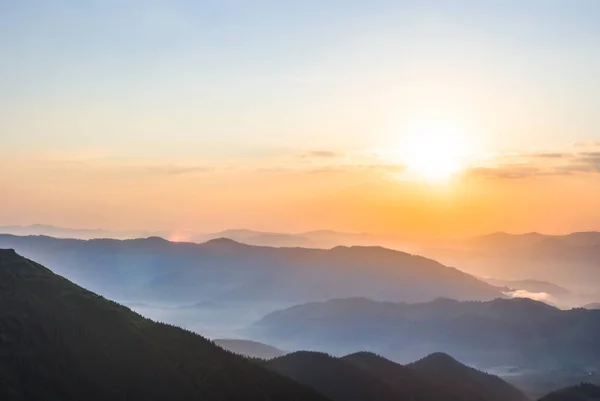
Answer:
[
  {"left": 505, "top": 289, "right": 552, "bottom": 302},
  {"left": 307, "top": 164, "right": 405, "bottom": 175},
  {"left": 528, "top": 152, "right": 568, "bottom": 159},
  {"left": 467, "top": 148, "right": 600, "bottom": 179},
  {"left": 298, "top": 150, "right": 342, "bottom": 159},
  {"left": 465, "top": 165, "right": 544, "bottom": 179},
  {"left": 146, "top": 165, "right": 213, "bottom": 175}
]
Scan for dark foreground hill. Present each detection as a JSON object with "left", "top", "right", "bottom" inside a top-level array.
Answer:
[
  {"left": 539, "top": 383, "right": 600, "bottom": 401},
  {"left": 262, "top": 351, "right": 529, "bottom": 401},
  {"left": 250, "top": 297, "right": 600, "bottom": 369},
  {"left": 0, "top": 249, "right": 329, "bottom": 401},
  {"left": 264, "top": 352, "right": 402, "bottom": 401},
  {"left": 407, "top": 353, "right": 529, "bottom": 401}
]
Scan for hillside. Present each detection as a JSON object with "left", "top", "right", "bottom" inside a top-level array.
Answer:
[
  {"left": 250, "top": 297, "right": 600, "bottom": 369},
  {"left": 263, "top": 352, "right": 404, "bottom": 401},
  {"left": 0, "top": 249, "right": 329, "bottom": 401},
  {"left": 539, "top": 383, "right": 600, "bottom": 401},
  {"left": 408, "top": 353, "right": 529, "bottom": 401}
]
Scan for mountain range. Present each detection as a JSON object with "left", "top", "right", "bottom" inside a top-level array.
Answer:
[
  {"left": 1, "top": 247, "right": 596, "bottom": 401},
  {"left": 249, "top": 297, "right": 600, "bottom": 370},
  {"left": 424, "top": 232, "right": 600, "bottom": 303},
  {"left": 0, "top": 234, "right": 503, "bottom": 337}
]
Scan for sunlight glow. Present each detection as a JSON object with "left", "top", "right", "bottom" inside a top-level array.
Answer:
[{"left": 396, "top": 121, "right": 473, "bottom": 182}]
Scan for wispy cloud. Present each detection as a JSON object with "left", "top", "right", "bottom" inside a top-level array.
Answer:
[
  {"left": 145, "top": 165, "right": 213, "bottom": 175},
  {"left": 298, "top": 150, "right": 343, "bottom": 159},
  {"left": 466, "top": 144, "right": 600, "bottom": 179}
]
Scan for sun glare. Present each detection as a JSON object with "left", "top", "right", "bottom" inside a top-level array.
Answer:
[{"left": 396, "top": 121, "right": 472, "bottom": 182}]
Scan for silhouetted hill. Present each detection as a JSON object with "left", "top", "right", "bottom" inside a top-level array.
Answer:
[
  {"left": 0, "top": 249, "right": 330, "bottom": 401},
  {"left": 539, "top": 383, "right": 600, "bottom": 401},
  {"left": 408, "top": 353, "right": 529, "bottom": 401},
  {"left": 251, "top": 297, "right": 600, "bottom": 369},
  {"left": 263, "top": 351, "right": 402, "bottom": 401},
  {"left": 262, "top": 350, "right": 529, "bottom": 401},
  {"left": 342, "top": 352, "right": 469, "bottom": 401},
  {"left": 214, "top": 339, "right": 285, "bottom": 359},
  {"left": 0, "top": 235, "right": 502, "bottom": 321},
  {"left": 583, "top": 303, "right": 600, "bottom": 310}
]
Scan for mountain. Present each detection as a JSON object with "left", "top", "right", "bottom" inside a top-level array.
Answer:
[
  {"left": 422, "top": 232, "right": 600, "bottom": 305},
  {"left": 0, "top": 224, "right": 161, "bottom": 240},
  {"left": 539, "top": 383, "right": 600, "bottom": 401},
  {"left": 214, "top": 339, "right": 285, "bottom": 359},
  {"left": 342, "top": 352, "right": 433, "bottom": 400},
  {"left": 262, "top": 351, "right": 529, "bottom": 401},
  {"left": 583, "top": 303, "right": 600, "bottom": 310},
  {"left": 263, "top": 351, "right": 404, "bottom": 401},
  {"left": 342, "top": 351, "right": 524, "bottom": 401},
  {"left": 0, "top": 234, "right": 503, "bottom": 336},
  {"left": 250, "top": 297, "right": 600, "bottom": 369},
  {"left": 0, "top": 249, "right": 329, "bottom": 401},
  {"left": 408, "top": 353, "right": 529, "bottom": 401},
  {"left": 482, "top": 279, "right": 571, "bottom": 297}
]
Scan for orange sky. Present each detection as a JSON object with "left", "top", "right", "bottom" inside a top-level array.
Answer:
[{"left": 2, "top": 148, "right": 600, "bottom": 239}]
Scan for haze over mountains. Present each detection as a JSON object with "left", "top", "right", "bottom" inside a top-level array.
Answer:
[
  {"left": 2, "top": 225, "right": 599, "bottom": 306},
  {"left": 425, "top": 232, "right": 600, "bottom": 304},
  {"left": 250, "top": 297, "right": 600, "bottom": 370},
  {"left": 0, "top": 234, "right": 502, "bottom": 337},
  {"left": 0, "top": 225, "right": 399, "bottom": 248}
]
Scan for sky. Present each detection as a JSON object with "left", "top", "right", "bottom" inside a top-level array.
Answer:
[{"left": 1, "top": 0, "right": 600, "bottom": 238}]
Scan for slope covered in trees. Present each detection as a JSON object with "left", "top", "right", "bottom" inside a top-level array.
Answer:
[{"left": 0, "top": 249, "right": 329, "bottom": 401}]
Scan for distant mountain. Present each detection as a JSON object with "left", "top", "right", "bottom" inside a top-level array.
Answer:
[
  {"left": 214, "top": 339, "right": 285, "bottom": 359},
  {"left": 0, "top": 249, "right": 329, "bottom": 401},
  {"left": 408, "top": 353, "right": 529, "bottom": 401},
  {"left": 583, "top": 303, "right": 600, "bottom": 310},
  {"left": 482, "top": 278, "right": 571, "bottom": 297},
  {"left": 422, "top": 232, "right": 600, "bottom": 305},
  {"left": 250, "top": 297, "right": 600, "bottom": 369},
  {"left": 262, "top": 351, "right": 529, "bottom": 401},
  {"left": 539, "top": 383, "right": 600, "bottom": 401},
  {"left": 0, "top": 224, "right": 161, "bottom": 240},
  {"left": 0, "top": 234, "right": 502, "bottom": 318}
]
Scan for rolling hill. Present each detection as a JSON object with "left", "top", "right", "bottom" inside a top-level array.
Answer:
[
  {"left": 262, "top": 351, "right": 529, "bottom": 401},
  {"left": 407, "top": 353, "right": 529, "bottom": 401},
  {"left": 264, "top": 352, "right": 402, "bottom": 401},
  {"left": 0, "top": 248, "right": 329, "bottom": 401}
]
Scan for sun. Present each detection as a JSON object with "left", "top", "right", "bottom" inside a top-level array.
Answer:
[{"left": 396, "top": 121, "right": 472, "bottom": 182}]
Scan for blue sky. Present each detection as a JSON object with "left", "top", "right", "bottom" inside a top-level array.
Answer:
[{"left": 2, "top": 0, "right": 599, "bottom": 160}]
